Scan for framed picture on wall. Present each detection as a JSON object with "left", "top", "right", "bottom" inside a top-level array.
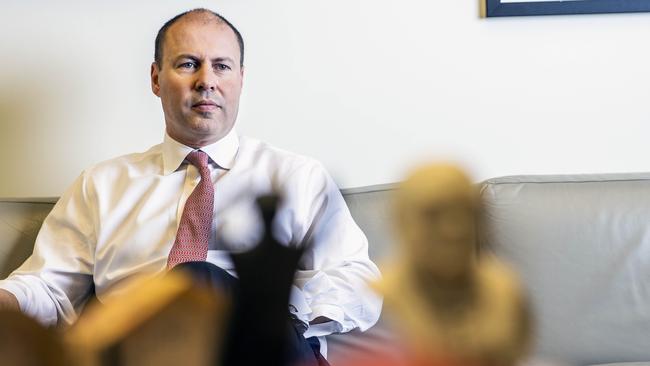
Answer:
[{"left": 480, "top": 0, "right": 650, "bottom": 17}]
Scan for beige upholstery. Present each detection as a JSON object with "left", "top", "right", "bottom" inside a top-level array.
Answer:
[
  {"left": 0, "top": 199, "right": 55, "bottom": 279},
  {"left": 480, "top": 174, "right": 650, "bottom": 365}
]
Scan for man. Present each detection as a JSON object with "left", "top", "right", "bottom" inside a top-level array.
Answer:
[{"left": 0, "top": 8, "right": 381, "bottom": 362}]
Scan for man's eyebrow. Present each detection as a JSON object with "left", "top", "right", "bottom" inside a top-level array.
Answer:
[
  {"left": 173, "top": 55, "right": 236, "bottom": 64},
  {"left": 212, "top": 56, "right": 235, "bottom": 64},
  {"left": 174, "top": 54, "right": 200, "bottom": 63}
]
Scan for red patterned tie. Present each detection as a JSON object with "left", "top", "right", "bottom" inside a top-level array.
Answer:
[{"left": 167, "top": 150, "right": 214, "bottom": 269}]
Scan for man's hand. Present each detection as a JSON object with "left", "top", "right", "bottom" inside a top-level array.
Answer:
[
  {"left": 0, "top": 289, "right": 19, "bottom": 312},
  {"left": 309, "top": 316, "right": 331, "bottom": 325}
]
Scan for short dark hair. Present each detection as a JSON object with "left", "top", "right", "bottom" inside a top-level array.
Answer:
[{"left": 154, "top": 8, "right": 244, "bottom": 68}]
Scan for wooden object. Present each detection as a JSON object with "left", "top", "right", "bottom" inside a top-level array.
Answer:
[
  {"left": 64, "top": 272, "right": 228, "bottom": 366},
  {"left": 0, "top": 310, "right": 66, "bottom": 366}
]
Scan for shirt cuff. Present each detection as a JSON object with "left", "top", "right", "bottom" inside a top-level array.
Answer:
[
  {"left": 0, "top": 277, "right": 59, "bottom": 327},
  {"left": 0, "top": 280, "right": 27, "bottom": 312},
  {"left": 309, "top": 303, "right": 345, "bottom": 325},
  {"left": 303, "top": 304, "right": 345, "bottom": 338},
  {"left": 289, "top": 284, "right": 311, "bottom": 324},
  {"left": 304, "top": 320, "right": 342, "bottom": 338}
]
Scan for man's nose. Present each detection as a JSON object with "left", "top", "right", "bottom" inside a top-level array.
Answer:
[{"left": 195, "top": 65, "right": 217, "bottom": 91}]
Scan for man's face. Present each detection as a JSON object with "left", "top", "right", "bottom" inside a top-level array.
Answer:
[{"left": 151, "top": 17, "right": 244, "bottom": 148}]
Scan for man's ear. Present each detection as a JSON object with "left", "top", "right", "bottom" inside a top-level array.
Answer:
[
  {"left": 239, "top": 66, "right": 245, "bottom": 88},
  {"left": 151, "top": 62, "right": 161, "bottom": 96}
]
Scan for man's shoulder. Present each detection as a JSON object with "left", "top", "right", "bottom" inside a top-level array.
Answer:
[
  {"left": 83, "top": 143, "right": 164, "bottom": 179},
  {"left": 238, "top": 136, "right": 323, "bottom": 171},
  {"left": 235, "top": 136, "right": 334, "bottom": 192}
]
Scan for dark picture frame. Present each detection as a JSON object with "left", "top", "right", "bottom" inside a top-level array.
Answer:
[{"left": 480, "top": 0, "right": 650, "bottom": 17}]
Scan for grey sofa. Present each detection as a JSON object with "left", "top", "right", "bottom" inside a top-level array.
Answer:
[{"left": 2, "top": 173, "right": 650, "bottom": 365}]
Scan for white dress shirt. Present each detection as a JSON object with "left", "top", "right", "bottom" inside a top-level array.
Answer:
[{"left": 0, "top": 129, "right": 382, "bottom": 340}]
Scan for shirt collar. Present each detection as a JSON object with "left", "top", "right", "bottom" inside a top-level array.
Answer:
[{"left": 162, "top": 128, "right": 239, "bottom": 175}]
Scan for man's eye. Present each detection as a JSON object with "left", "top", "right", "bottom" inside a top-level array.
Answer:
[
  {"left": 215, "top": 63, "right": 231, "bottom": 71},
  {"left": 179, "top": 62, "right": 197, "bottom": 69}
]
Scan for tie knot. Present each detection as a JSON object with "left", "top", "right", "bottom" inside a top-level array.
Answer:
[{"left": 186, "top": 150, "right": 209, "bottom": 169}]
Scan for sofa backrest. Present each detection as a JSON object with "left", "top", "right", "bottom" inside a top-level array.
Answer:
[
  {"left": 341, "top": 183, "right": 397, "bottom": 263},
  {"left": 0, "top": 199, "right": 56, "bottom": 279},
  {"left": 480, "top": 173, "right": 650, "bottom": 365}
]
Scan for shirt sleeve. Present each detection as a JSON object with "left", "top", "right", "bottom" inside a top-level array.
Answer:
[
  {"left": 285, "top": 161, "right": 383, "bottom": 337},
  {"left": 0, "top": 171, "right": 96, "bottom": 327}
]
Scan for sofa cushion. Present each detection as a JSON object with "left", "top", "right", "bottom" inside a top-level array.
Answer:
[{"left": 480, "top": 174, "right": 650, "bottom": 365}]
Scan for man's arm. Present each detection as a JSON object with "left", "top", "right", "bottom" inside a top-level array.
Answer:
[
  {"left": 291, "top": 161, "right": 383, "bottom": 336},
  {"left": 0, "top": 289, "right": 19, "bottom": 312},
  {"left": 0, "top": 171, "right": 97, "bottom": 326}
]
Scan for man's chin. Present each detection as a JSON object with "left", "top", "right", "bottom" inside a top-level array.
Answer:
[
  {"left": 186, "top": 117, "right": 222, "bottom": 132},
  {"left": 187, "top": 126, "right": 232, "bottom": 145}
]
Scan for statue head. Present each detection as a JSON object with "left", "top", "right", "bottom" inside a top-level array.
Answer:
[{"left": 395, "top": 163, "right": 479, "bottom": 283}]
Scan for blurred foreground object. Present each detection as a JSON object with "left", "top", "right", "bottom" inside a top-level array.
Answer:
[
  {"left": 64, "top": 272, "right": 228, "bottom": 366},
  {"left": 375, "top": 163, "right": 531, "bottom": 366},
  {"left": 224, "top": 195, "right": 306, "bottom": 366},
  {"left": 0, "top": 310, "right": 66, "bottom": 366}
]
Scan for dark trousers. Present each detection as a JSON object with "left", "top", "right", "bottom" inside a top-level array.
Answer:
[{"left": 172, "top": 261, "right": 329, "bottom": 366}]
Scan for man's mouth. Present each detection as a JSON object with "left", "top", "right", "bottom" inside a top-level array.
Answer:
[{"left": 192, "top": 100, "right": 221, "bottom": 112}]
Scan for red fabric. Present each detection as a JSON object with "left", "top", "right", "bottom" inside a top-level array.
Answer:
[
  {"left": 336, "top": 343, "right": 482, "bottom": 366},
  {"left": 167, "top": 150, "right": 214, "bottom": 269}
]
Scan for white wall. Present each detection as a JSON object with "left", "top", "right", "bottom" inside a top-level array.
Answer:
[{"left": 1, "top": 0, "right": 650, "bottom": 197}]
